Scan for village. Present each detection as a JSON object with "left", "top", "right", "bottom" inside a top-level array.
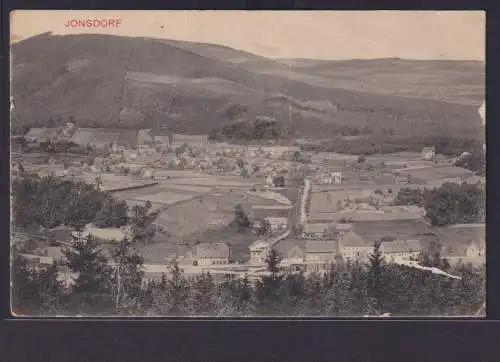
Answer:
[{"left": 11, "top": 122, "right": 486, "bottom": 283}]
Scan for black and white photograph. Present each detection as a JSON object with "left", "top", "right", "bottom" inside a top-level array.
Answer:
[{"left": 10, "top": 10, "right": 486, "bottom": 317}]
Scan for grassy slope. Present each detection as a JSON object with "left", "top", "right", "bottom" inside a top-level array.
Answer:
[{"left": 11, "top": 34, "right": 484, "bottom": 139}]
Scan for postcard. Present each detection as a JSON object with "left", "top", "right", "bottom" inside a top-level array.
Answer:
[{"left": 10, "top": 10, "right": 486, "bottom": 317}]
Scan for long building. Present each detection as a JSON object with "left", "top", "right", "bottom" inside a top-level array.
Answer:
[{"left": 171, "top": 133, "right": 209, "bottom": 148}]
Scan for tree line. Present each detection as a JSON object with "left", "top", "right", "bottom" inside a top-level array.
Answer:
[
  {"left": 301, "top": 136, "right": 483, "bottom": 156},
  {"left": 11, "top": 238, "right": 485, "bottom": 317}
]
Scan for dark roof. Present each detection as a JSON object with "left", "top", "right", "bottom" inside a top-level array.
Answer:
[
  {"left": 382, "top": 240, "right": 422, "bottom": 254},
  {"left": 352, "top": 220, "right": 435, "bottom": 247},
  {"left": 117, "top": 129, "right": 139, "bottom": 148},
  {"left": 340, "top": 231, "right": 366, "bottom": 247},
  {"left": 303, "top": 223, "right": 334, "bottom": 234},
  {"left": 195, "top": 242, "right": 230, "bottom": 258},
  {"left": 305, "top": 239, "right": 338, "bottom": 254},
  {"left": 274, "top": 238, "right": 305, "bottom": 258}
]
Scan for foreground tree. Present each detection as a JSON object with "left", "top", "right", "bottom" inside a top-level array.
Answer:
[
  {"left": 230, "top": 203, "right": 250, "bottom": 232},
  {"left": 255, "top": 248, "right": 284, "bottom": 314},
  {"left": 367, "top": 240, "right": 385, "bottom": 314},
  {"left": 62, "top": 235, "right": 113, "bottom": 314},
  {"left": 109, "top": 237, "right": 144, "bottom": 314}
]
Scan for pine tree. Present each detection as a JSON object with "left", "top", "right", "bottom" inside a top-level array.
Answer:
[
  {"left": 189, "top": 272, "right": 216, "bottom": 315},
  {"left": 37, "top": 261, "right": 67, "bottom": 315},
  {"left": 238, "top": 274, "right": 254, "bottom": 316},
  {"left": 255, "top": 248, "right": 284, "bottom": 314},
  {"left": 256, "top": 218, "right": 271, "bottom": 237},
  {"left": 231, "top": 203, "right": 250, "bottom": 232},
  {"left": 62, "top": 235, "right": 113, "bottom": 314},
  {"left": 11, "top": 253, "right": 42, "bottom": 315},
  {"left": 368, "top": 240, "right": 385, "bottom": 314}
]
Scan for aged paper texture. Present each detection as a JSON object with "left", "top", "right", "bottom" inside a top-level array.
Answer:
[{"left": 10, "top": 10, "right": 485, "bottom": 317}]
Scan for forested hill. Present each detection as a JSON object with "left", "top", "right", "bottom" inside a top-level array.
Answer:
[{"left": 11, "top": 33, "right": 484, "bottom": 140}]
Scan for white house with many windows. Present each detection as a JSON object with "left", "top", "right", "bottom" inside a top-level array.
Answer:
[
  {"left": 339, "top": 231, "right": 372, "bottom": 261},
  {"left": 381, "top": 239, "right": 422, "bottom": 259}
]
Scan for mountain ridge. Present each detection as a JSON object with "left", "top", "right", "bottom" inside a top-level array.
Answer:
[{"left": 11, "top": 33, "right": 484, "bottom": 140}]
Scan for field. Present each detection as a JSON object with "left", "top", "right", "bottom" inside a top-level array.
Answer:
[
  {"left": 133, "top": 191, "right": 197, "bottom": 205},
  {"left": 136, "top": 187, "right": 293, "bottom": 263},
  {"left": 151, "top": 191, "right": 241, "bottom": 237},
  {"left": 112, "top": 184, "right": 208, "bottom": 205},
  {"left": 398, "top": 165, "right": 474, "bottom": 182},
  {"left": 330, "top": 210, "right": 424, "bottom": 222}
]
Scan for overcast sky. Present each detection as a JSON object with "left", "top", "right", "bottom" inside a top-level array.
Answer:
[{"left": 11, "top": 10, "right": 485, "bottom": 61}]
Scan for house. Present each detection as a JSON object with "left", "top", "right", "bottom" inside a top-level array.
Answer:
[
  {"left": 305, "top": 239, "right": 339, "bottom": 263},
  {"left": 249, "top": 240, "right": 271, "bottom": 264},
  {"left": 301, "top": 223, "right": 334, "bottom": 240},
  {"left": 264, "top": 217, "right": 288, "bottom": 232},
  {"left": 335, "top": 223, "right": 353, "bottom": 236},
  {"left": 339, "top": 231, "right": 372, "bottom": 261},
  {"left": 332, "top": 171, "right": 342, "bottom": 184},
  {"left": 422, "top": 146, "right": 436, "bottom": 160},
  {"left": 265, "top": 173, "right": 274, "bottom": 187},
  {"left": 274, "top": 238, "right": 305, "bottom": 265},
  {"left": 465, "top": 237, "right": 486, "bottom": 257},
  {"left": 172, "top": 133, "right": 209, "bottom": 148},
  {"left": 138, "top": 129, "right": 154, "bottom": 148},
  {"left": 194, "top": 242, "right": 231, "bottom": 265},
  {"left": 24, "top": 127, "right": 62, "bottom": 143},
  {"left": 273, "top": 176, "right": 285, "bottom": 187},
  {"left": 381, "top": 239, "right": 422, "bottom": 259},
  {"left": 61, "top": 122, "right": 76, "bottom": 137},
  {"left": 395, "top": 175, "right": 410, "bottom": 185}
]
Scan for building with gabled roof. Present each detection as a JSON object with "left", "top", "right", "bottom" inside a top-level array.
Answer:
[
  {"left": 194, "top": 242, "right": 231, "bottom": 265},
  {"left": 339, "top": 231, "right": 372, "bottom": 261},
  {"left": 264, "top": 217, "right": 288, "bottom": 232},
  {"left": 249, "top": 239, "right": 271, "bottom": 264},
  {"left": 305, "top": 239, "right": 339, "bottom": 263},
  {"left": 24, "top": 127, "right": 62, "bottom": 143},
  {"left": 301, "top": 223, "right": 335, "bottom": 240},
  {"left": 422, "top": 146, "right": 436, "bottom": 160},
  {"left": 381, "top": 239, "right": 421, "bottom": 259},
  {"left": 274, "top": 238, "right": 305, "bottom": 266}
]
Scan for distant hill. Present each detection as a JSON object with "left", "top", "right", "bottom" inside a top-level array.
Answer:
[{"left": 11, "top": 33, "right": 484, "bottom": 140}]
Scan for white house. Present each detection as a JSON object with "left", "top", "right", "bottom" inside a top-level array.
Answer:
[
  {"left": 465, "top": 238, "right": 485, "bottom": 257},
  {"left": 332, "top": 171, "right": 342, "bottom": 184},
  {"left": 194, "top": 242, "right": 231, "bottom": 265},
  {"left": 335, "top": 223, "right": 353, "bottom": 236},
  {"left": 422, "top": 146, "right": 436, "bottom": 160},
  {"left": 339, "top": 231, "right": 372, "bottom": 261},
  {"left": 249, "top": 240, "right": 271, "bottom": 264},
  {"left": 272, "top": 238, "right": 305, "bottom": 266},
  {"left": 301, "top": 223, "right": 333, "bottom": 240},
  {"left": 264, "top": 217, "right": 288, "bottom": 232},
  {"left": 305, "top": 239, "right": 339, "bottom": 263},
  {"left": 381, "top": 239, "right": 422, "bottom": 259}
]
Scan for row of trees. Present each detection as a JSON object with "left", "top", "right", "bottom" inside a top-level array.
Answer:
[
  {"left": 209, "top": 117, "right": 286, "bottom": 142},
  {"left": 12, "top": 238, "right": 485, "bottom": 317},
  {"left": 301, "top": 136, "right": 483, "bottom": 156},
  {"left": 454, "top": 150, "right": 486, "bottom": 176},
  {"left": 394, "top": 182, "right": 485, "bottom": 226}
]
